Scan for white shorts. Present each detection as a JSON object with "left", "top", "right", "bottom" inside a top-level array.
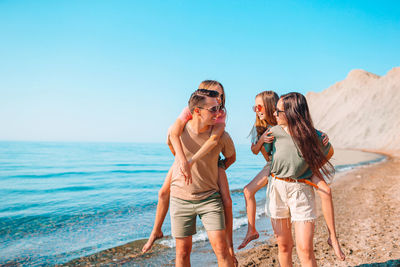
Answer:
[{"left": 265, "top": 176, "right": 316, "bottom": 222}]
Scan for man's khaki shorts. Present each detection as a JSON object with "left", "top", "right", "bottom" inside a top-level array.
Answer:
[
  {"left": 170, "top": 193, "right": 225, "bottom": 238},
  {"left": 265, "top": 176, "right": 316, "bottom": 222}
]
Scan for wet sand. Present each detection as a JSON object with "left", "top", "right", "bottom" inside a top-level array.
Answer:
[
  {"left": 237, "top": 150, "right": 400, "bottom": 266},
  {"left": 330, "top": 149, "right": 382, "bottom": 166}
]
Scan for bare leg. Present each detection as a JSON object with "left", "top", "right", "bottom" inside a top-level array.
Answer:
[
  {"left": 218, "top": 167, "right": 237, "bottom": 266},
  {"left": 271, "top": 218, "right": 293, "bottom": 267},
  {"left": 175, "top": 236, "right": 192, "bottom": 267},
  {"left": 238, "top": 166, "right": 269, "bottom": 249},
  {"left": 294, "top": 221, "right": 317, "bottom": 267},
  {"left": 142, "top": 165, "right": 173, "bottom": 253},
  {"left": 207, "top": 229, "right": 234, "bottom": 267},
  {"left": 311, "top": 176, "right": 345, "bottom": 261}
]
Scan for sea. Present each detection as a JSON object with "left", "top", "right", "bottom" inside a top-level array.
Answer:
[{"left": 0, "top": 141, "right": 386, "bottom": 266}]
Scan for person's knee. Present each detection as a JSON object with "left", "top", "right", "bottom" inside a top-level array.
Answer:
[
  {"left": 318, "top": 181, "right": 331, "bottom": 195},
  {"left": 176, "top": 244, "right": 191, "bottom": 259},
  {"left": 319, "top": 185, "right": 332, "bottom": 200},
  {"left": 213, "top": 242, "right": 229, "bottom": 258},
  {"left": 324, "top": 185, "right": 332, "bottom": 196},
  {"left": 158, "top": 187, "right": 170, "bottom": 200},
  {"left": 243, "top": 185, "right": 254, "bottom": 200},
  {"left": 276, "top": 239, "right": 293, "bottom": 253},
  {"left": 296, "top": 243, "right": 313, "bottom": 259},
  {"left": 176, "top": 249, "right": 191, "bottom": 260}
]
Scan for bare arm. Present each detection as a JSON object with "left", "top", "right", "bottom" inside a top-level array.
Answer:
[
  {"left": 223, "top": 152, "right": 236, "bottom": 170},
  {"left": 190, "top": 123, "right": 225, "bottom": 164},
  {"left": 167, "top": 139, "right": 176, "bottom": 156},
  {"left": 169, "top": 118, "right": 191, "bottom": 182},
  {"left": 251, "top": 134, "right": 265, "bottom": 155},
  {"left": 251, "top": 130, "right": 273, "bottom": 155},
  {"left": 220, "top": 134, "right": 236, "bottom": 170},
  {"left": 260, "top": 146, "right": 270, "bottom": 162}
]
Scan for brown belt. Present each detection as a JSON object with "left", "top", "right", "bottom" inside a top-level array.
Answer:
[{"left": 271, "top": 173, "right": 319, "bottom": 190}]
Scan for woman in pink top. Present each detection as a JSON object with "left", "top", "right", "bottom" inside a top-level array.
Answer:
[{"left": 142, "top": 80, "right": 236, "bottom": 264}]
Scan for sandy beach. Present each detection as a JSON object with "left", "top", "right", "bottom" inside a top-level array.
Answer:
[
  {"left": 237, "top": 150, "right": 400, "bottom": 266},
  {"left": 60, "top": 149, "right": 400, "bottom": 266},
  {"left": 236, "top": 67, "right": 400, "bottom": 266}
]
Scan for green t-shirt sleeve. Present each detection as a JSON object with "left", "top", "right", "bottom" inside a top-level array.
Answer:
[
  {"left": 262, "top": 126, "right": 274, "bottom": 153},
  {"left": 263, "top": 142, "right": 272, "bottom": 153}
]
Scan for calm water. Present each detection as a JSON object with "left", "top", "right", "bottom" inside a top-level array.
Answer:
[
  {"left": 0, "top": 141, "right": 269, "bottom": 265},
  {"left": 0, "top": 141, "right": 385, "bottom": 266}
]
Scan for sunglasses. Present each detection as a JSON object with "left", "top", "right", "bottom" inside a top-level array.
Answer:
[
  {"left": 199, "top": 105, "right": 220, "bottom": 114},
  {"left": 196, "top": 89, "right": 220, "bottom": 98},
  {"left": 252, "top": 104, "right": 264, "bottom": 112},
  {"left": 276, "top": 108, "right": 285, "bottom": 116}
]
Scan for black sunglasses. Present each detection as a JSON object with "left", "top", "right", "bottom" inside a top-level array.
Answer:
[
  {"left": 196, "top": 89, "right": 220, "bottom": 98},
  {"left": 276, "top": 108, "right": 285, "bottom": 116},
  {"left": 198, "top": 105, "right": 220, "bottom": 114}
]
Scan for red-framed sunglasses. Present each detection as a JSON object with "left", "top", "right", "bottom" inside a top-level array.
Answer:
[{"left": 252, "top": 105, "right": 265, "bottom": 112}]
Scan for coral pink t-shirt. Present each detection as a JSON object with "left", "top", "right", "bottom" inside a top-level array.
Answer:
[{"left": 178, "top": 106, "right": 226, "bottom": 124}]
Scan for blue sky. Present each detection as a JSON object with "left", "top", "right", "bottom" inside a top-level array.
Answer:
[{"left": 1, "top": 0, "right": 399, "bottom": 144}]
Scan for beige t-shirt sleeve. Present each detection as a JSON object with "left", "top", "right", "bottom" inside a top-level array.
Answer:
[{"left": 220, "top": 132, "right": 235, "bottom": 159}]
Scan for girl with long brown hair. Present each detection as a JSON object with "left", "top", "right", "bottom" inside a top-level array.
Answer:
[
  {"left": 264, "top": 92, "right": 343, "bottom": 266},
  {"left": 142, "top": 80, "right": 237, "bottom": 265},
  {"left": 239, "top": 91, "right": 345, "bottom": 262}
]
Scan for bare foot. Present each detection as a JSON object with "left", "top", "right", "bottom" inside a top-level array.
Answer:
[
  {"left": 228, "top": 247, "right": 238, "bottom": 267},
  {"left": 238, "top": 231, "right": 259, "bottom": 250},
  {"left": 232, "top": 254, "right": 238, "bottom": 267},
  {"left": 328, "top": 236, "right": 346, "bottom": 261},
  {"left": 142, "top": 231, "right": 164, "bottom": 253}
]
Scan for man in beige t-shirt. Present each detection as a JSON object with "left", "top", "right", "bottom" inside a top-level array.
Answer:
[{"left": 170, "top": 91, "right": 236, "bottom": 267}]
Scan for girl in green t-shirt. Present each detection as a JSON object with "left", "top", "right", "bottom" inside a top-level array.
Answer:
[{"left": 239, "top": 91, "right": 345, "bottom": 262}]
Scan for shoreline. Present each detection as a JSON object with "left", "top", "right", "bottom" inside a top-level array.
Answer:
[
  {"left": 61, "top": 149, "right": 393, "bottom": 266},
  {"left": 237, "top": 149, "right": 400, "bottom": 266}
]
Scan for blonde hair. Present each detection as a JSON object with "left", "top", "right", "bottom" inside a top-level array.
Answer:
[{"left": 254, "top": 91, "right": 279, "bottom": 137}]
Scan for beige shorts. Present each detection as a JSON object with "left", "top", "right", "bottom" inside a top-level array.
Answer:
[
  {"left": 265, "top": 176, "right": 316, "bottom": 222},
  {"left": 170, "top": 193, "right": 225, "bottom": 238}
]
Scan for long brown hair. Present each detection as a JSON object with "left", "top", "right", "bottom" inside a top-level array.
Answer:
[
  {"left": 198, "top": 80, "right": 226, "bottom": 112},
  {"left": 255, "top": 91, "right": 279, "bottom": 138},
  {"left": 280, "top": 92, "right": 334, "bottom": 180}
]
